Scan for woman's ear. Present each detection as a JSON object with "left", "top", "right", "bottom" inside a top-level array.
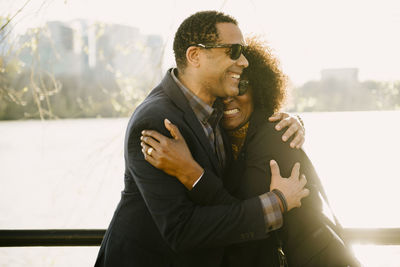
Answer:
[{"left": 186, "top": 46, "right": 201, "bottom": 68}]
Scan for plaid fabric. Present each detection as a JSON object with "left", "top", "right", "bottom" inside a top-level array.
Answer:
[
  {"left": 259, "top": 192, "right": 284, "bottom": 232},
  {"left": 171, "top": 69, "right": 225, "bottom": 167}
]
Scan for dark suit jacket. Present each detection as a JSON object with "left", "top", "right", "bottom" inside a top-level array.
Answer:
[
  {"left": 221, "top": 109, "right": 355, "bottom": 267},
  {"left": 94, "top": 71, "right": 270, "bottom": 267}
]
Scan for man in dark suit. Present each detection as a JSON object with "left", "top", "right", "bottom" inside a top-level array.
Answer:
[{"left": 95, "top": 11, "right": 309, "bottom": 267}]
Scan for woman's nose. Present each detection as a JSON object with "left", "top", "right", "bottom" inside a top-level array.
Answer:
[{"left": 223, "top": 97, "right": 234, "bottom": 104}]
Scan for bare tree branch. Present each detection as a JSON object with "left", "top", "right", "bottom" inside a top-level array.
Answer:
[{"left": 0, "top": 0, "right": 32, "bottom": 33}]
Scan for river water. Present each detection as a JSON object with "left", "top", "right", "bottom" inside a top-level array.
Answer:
[{"left": 0, "top": 111, "right": 399, "bottom": 266}]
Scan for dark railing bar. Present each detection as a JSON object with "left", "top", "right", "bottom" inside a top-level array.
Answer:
[
  {"left": 0, "top": 229, "right": 105, "bottom": 247},
  {"left": 1, "top": 228, "right": 400, "bottom": 247}
]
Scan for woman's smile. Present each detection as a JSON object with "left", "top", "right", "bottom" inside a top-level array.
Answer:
[
  {"left": 222, "top": 88, "right": 254, "bottom": 131},
  {"left": 223, "top": 108, "right": 240, "bottom": 116}
]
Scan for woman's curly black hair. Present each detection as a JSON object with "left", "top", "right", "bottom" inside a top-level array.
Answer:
[
  {"left": 243, "top": 37, "right": 287, "bottom": 113},
  {"left": 173, "top": 11, "right": 237, "bottom": 70}
]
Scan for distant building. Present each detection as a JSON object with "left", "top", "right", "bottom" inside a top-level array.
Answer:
[
  {"left": 17, "top": 20, "right": 163, "bottom": 80},
  {"left": 315, "top": 68, "right": 364, "bottom": 110},
  {"left": 320, "top": 68, "right": 359, "bottom": 84},
  {"left": 18, "top": 21, "right": 87, "bottom": 75}
]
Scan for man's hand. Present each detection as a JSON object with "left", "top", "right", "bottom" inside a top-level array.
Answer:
[
  {"left": 269, "top": 160, "right": 309, "bottom": 212},
  {"left": 269, "top": 112, "right": 305, "bottom": 149}
]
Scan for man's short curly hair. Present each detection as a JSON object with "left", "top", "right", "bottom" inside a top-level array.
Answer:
[
  {"left": 173, "top": 11, "right": 237, "bottom": 70},
  {"left": 243, "top": 37, "right": 287, "bottom": 113}
]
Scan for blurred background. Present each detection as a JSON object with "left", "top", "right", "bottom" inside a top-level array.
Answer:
[{"left": 0, "top": 0, "right": 399, "bottom": 266}]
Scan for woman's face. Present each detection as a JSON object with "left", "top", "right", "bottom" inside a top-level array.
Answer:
[{"left": 222, "top": 86, "right": 254, "bottom": 131}]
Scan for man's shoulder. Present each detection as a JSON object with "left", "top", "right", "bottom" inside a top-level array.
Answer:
[
  {"left": 132, "top": 72, "right": 185, "bottom": 122},
  {"left": 124, "top": 84, "right": 185, "bottom": 137},
  {"left": 136, "top": 88, "right": 173, "bottom": 116}
]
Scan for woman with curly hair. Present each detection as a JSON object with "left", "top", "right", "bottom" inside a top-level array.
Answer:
[{"left": 141, "top": 37, "right": 359, "bottom": 266}]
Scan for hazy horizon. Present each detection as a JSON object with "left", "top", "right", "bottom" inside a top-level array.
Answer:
[{"left": 2, "top": 0, "right": 400, "bottom": 86}]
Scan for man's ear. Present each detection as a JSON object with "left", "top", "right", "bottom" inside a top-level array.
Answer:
[{"left": 186, "top": 46, "right": 201, "bottom": 68}]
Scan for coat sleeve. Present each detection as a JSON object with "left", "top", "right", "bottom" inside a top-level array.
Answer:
[{"left": 126, "top": 113, "right": 268, "bottom": 252}]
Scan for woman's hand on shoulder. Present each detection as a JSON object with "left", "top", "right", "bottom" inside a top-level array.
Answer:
[
  {"left": 140, "top": 119, "right": 204, "bottom": 190},
  {"left": 268, "top": 112, "right": 305, "bottom": 149}
]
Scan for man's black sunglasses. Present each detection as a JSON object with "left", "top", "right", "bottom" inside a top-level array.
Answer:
[{"left": 190, "top": 43, "right": 246, "bottom": 60}]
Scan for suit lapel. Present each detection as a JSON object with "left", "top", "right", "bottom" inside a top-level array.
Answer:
[
  {"left": 221, "top": 124, "right": 232, "bottom": 171},
  {"left": 182, "top": 112, "right": 222, "bottom": 176},
  {"left": 160, "top": 70, "right": 222, "bottom": 176}
]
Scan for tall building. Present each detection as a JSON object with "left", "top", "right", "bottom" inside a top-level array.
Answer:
[
  {"left": 96, "top": 23, "right": 163, "bottom": 82},
  {"left": 18, "top": 21, "right": 86, "bottom": 75},
  {"left": 321, "top": 68, "right": 359, "bottom": 84},
  {"left": 17, "top": 20, "right": 164, "bottom": 81}
]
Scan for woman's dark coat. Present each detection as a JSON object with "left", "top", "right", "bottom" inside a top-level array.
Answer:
[{"left": 221, "top": 109, "right": 356, "bottom": 267}]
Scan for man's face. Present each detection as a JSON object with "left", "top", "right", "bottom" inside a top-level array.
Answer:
[{"left": 198, "top": 23, "right": 249, "bottom": 99}]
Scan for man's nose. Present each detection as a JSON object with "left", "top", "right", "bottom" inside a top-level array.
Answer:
[{"left": 236, "top": 53, "right": 249, "bottom": 68}]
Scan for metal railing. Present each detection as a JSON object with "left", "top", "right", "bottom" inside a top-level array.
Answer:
[
  {"left": 1, "top": 228, "right": 400, "bottom": 247},
  {"left": 0, "top": 229, "right": 104, "bottom": 247}
]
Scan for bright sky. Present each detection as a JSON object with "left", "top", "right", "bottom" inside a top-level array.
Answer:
[{"left": 2, "top": 0, "right": 400, "bottom": 85}]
